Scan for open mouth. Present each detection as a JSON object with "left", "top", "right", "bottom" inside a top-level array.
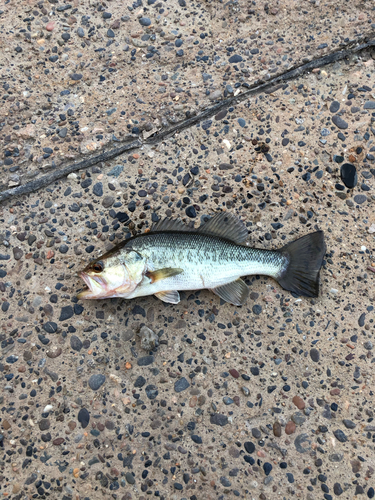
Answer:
[
  {"left": 79, "top": 272, "right": 92, "bottom": 289},
  {"left": 77, "top": 272, "right": 96, "bottom": 299},
  {"left": 77, "top": 272, "right": 108, "bottom": 299}
]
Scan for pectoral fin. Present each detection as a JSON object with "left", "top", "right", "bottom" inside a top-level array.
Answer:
[
  {"left": 211, "top": 278, "right": 249, "bottom": 306},
  {"left": 155, "top": 290, "right": 180, "bottom": 304},
  {"left": 146, "top": 267, "right": 183, "bottom": 284}
]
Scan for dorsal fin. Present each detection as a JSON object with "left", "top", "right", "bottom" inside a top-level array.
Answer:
[
  {"left": 151, "top": 217, "right": 193, "bottom": 233},
  {"left": 197, "top": 212, "right": 248, "bottom": 244}
]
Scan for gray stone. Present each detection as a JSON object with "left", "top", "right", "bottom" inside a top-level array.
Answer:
[
  {"left": 93, "top": 182, "right": 103, "bottom": 196},
  {"left": 125, "top": 472, "right": 135, "bottom": 484},
  {"left": 220, "top": 476, "right": 231, "bottom": 487},
  {"left": 333, "top": 483, "right": 343, "bottom": 496},
  {"left": 108, "top": 165, "right": 124, "bottom": 177},
  {"left": 44, "top": 367, "right": 58, "bottom": 382},
  {"left": 70, "top": 73, "right": 82, "bottom": 81},
  {"left": 138, "top": 325, "right": 159, "bottom": 351},
  {"left": 59, "top": 305, "right": 74, "bottom": 321},
  {"left": 310, "top": 348, "right": 320, "bottom": 362},
  {"left": 333, "top": 429, "right": 347, "bottom": 442},
  {"left": 139, "top": 17, "right": 151, "bottom": 26},
  {"left": 137, "top": 355, "right": 154, "bottom": 366},
  {"left": 78, "top": 408, "right": 90, "bottom": 428},
  {"left": 13, "top": 247, "right": 23, "bottom": 260},
  {"left": 251, "top": 428, "right": 261, "bottom": 439},
  {"left": 342, "top": 419, "right": 356, "bottom": 429},
  {"left": 208, "top": 90, "right": 222, "bottom": 100},
  {"left": 329, "top": 101, "right": 340, "bottom": 113},
  {"left": 294, "top": 433, "right": 311, "bottom": 453},
  {"left": 252, "top": 304, "right": 262, "bottom": 315},
  {"left": 291, "top": 412, "right": 306, "bottom": 426},
  {"left": 70, "top": 335, "right": 83, "bottom": 352},
  {"left": 134, "top": 376, "right": 146, "bottom": 388},
  {"left": 358, "top": 312, "right": 366, "bottom": 327},
  {"left": 121, "top": 329, "right": 134, "bottom": 342},
  {"left": 210, "top": 413, "right": 228, "bottom": 426},
  {"left": 59, "top": 244, "right": 69, "bottom": 253},
  {"left": 88, "top": 374, "right": 106, "bottom": 391},
  {"left": 39, "top": 418, "right": 50, "bottom": 431},
  {"left": 145, "top": 384, "right": 158, "bottom": 399},
  {"left": 364, "top": 101, "right": 375, "bottom": 109},
  {"left": 102, "top": 196, "right": 114, "bottom": 208},
  {"left": 329, "top": 453, "right": 343, "bottom": 462},
  {"left": 174, "top": 377, "right": 190, "bottom": 393},
  {"left": 229, "top": 54, "right": 243, "bottom": 63},
  {"left": 332, "top": 115, "right": 348, "bottom": 129},
  {"left": 353, "top": 194, "right": 367, "bottom": 204}
]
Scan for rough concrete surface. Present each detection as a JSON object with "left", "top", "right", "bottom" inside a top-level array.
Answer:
[{"left": 1, "top": 1, "right": 375, "bottom": 500}]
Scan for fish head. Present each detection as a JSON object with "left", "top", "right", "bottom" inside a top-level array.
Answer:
[{"left": 77, "top": 248, "right": 146, "bottom": 300}]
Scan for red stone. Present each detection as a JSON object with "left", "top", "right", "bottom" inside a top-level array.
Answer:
[
  {"left": 292, "top": 395, "right": 305, "bottom": 410},
  {"left": 285, "top": 421, "right": 296, "bottom": 435},
  {"left": 229, "top": 368, "right": 239, "bottom": 379}
]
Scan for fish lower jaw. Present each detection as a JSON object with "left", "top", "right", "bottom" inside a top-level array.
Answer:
[
  {"left": 77, "top": 272, "right": 106, "bottom": 299},
  {"left": 76, "top": 287, "right": 94, "bottom": 299}
]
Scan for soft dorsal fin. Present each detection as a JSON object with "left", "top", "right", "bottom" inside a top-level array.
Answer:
[
  {"left": 198, "top": 212, "right": 248, "bottom": 244},
  {"left": 151, "top": 217, "right": 193, "bottom": 233}
]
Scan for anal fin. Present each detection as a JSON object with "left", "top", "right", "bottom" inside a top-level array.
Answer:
[
  {"left": 146, "top": 267, "right": 183, "bottom": 284},
  {"left": 211, "top": 278, "right": 249, "bottom": 306},
  {"left": 155, "top": 290, "right": 180, "bottom": 304}
]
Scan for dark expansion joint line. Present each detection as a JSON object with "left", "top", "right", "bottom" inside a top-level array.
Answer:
[{"left": 1, "top": 33, "right": 374, "bottom": 205}]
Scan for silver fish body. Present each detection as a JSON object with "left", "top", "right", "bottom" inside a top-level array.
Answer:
[
  {"left": 126, "top": 231, "right": 285, "bottom": 301},
  {"left": 77, "top": 212, "right": 326, "bottom": 305}
]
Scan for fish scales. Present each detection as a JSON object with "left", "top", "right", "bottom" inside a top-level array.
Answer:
[{"left": 126, "top": 232, "right": 286, "bottom": 295}]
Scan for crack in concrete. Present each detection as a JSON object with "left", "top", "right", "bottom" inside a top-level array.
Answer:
[{"left": 1, "top": 33, "right": 374, "bottom": 205}]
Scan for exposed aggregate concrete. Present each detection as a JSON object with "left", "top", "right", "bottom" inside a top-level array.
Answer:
[{"left": 1, "top": 1, "right": 375, "bottom": 500}]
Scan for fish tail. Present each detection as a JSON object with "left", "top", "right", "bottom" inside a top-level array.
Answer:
[{"left": 276, "top": 231, "right": 326, "bottom": 297}]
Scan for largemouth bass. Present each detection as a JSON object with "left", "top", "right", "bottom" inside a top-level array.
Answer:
[{"left": 77, "top": 212, "right": 326, "bottom": 306}]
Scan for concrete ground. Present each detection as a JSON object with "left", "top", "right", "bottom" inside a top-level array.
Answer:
[{"left": 1, "top": 1, "right": 375, "bottom": 499}]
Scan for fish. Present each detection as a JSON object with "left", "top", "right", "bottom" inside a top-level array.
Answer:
[{"left": 77, "top": 212, "right": 326, "bottom": 306}]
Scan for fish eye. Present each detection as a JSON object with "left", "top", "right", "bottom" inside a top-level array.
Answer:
[{"left": 92, "top": 261, "right": 104, "bottom": 273}]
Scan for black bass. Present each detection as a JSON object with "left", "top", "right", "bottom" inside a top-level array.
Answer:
[{"left": 77, "top": 212, "right": 326, "bottom": 306}]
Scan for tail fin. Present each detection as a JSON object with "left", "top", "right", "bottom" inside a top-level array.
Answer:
[{"left": 277, "top": 231, "right": 326, "bottom": 297}]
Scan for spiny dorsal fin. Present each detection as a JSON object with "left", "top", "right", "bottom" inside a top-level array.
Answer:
[
  {"left": 211, "top": 278, "right": 249, "bottom": 306},
  {"left": 155, "top": 290, "right": 180, "bottom": 304},
  {"left": 146, "top": 267, "right": 183, "bottom": 284},
  {"left": 151, "top": 217, "right": 192, "bottom": 233},
  {"left": 198, "top": 212, "right": 248, "bottom": 244}
]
